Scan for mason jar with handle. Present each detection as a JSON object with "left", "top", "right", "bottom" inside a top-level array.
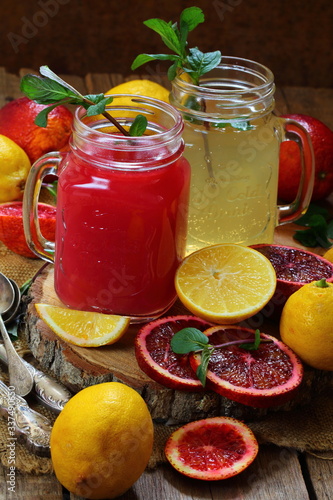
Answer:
[
  {"left": 23, "top": 95, "right": 190, "bottom": 322},
  {"left": 170, "top": 56, "right": 315, "bottom": 254}
]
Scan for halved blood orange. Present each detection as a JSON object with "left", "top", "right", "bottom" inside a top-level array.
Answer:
[
  {"left": 190, "top": 326, "right": 304, "bottom": 408},
  {"left": 251, "top": 244, "right": 333, "bottom": 316},
  {"left": 0, "top": 201, "right": 56, "bottom": 258},
  {"left": 165, "top": 416, "right": 259, "bottom": 480},
  {"left": 134, "top": 315, "right": 213, "bottom": 391}
]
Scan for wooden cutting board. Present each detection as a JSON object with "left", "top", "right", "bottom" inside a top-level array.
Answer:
[{"left": 24, "top": 223, "right": 332, "bottom": 423}]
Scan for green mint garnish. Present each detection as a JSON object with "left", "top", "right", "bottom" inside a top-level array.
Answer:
[
  {"left": 131, "top": 7, "right": 221, "bottom": 85},
  {"left": 294, "top": 203, "right": 333, "bottom": 249},
  {"left": 20, "top": 66, "right": 147, "bottom": 137},
  {"left": 170, "top": 327, "right": 209, "bottom": 354},
  {"left": 171, "top": 327, "right": 266, "bottom": 387}
]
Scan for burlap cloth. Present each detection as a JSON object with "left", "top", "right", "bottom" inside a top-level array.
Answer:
[{"left": 0, "top": 242, "right": 332, "bottom": 476}]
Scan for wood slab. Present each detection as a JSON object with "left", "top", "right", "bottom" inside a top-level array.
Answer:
[{"left": 24, "top": 254, "right": 332, "bottom": 424}]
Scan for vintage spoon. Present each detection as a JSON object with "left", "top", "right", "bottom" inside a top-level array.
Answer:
[
  {"left": 0, "top": 272, "right": 34, "bottom": 396},
  {"left": 2, "top": 278, "right": 21, "bottom": 325}
]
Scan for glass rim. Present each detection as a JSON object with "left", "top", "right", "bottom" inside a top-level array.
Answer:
[
  {"left": 73, "top": 93, "right": 184, "bottom": 150},
  {"left": 174, "top": 55, "right": 275, "bottom": 95}
]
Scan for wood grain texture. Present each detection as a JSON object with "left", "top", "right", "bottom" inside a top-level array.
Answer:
[{"left": 305, "top": 454, "right": 333, "bottom": 499}]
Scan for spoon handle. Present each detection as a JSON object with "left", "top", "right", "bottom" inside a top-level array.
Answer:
[
  {"left": 0, "top": 378, "right": 51, "bottom": 457},
  {"left": 0, "top": 343, "right": 71, "bottom": 413},
  {"left": 0, "top": 316, "right": 34, "bottom": 397}
]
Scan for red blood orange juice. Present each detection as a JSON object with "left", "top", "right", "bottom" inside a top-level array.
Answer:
[{"left": 23, "top": 96, "right": 190, "bottom": 321}]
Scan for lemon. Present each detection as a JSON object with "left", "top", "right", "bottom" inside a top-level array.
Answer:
[
  {"left": 0, "top": 134, "right": 31, "bottom": 202},
  {"left": 106, "top": 79, "right": 170, "bottom": 103},
  {"left": 51, "top": 382, "right": 154, "bottom": 499},
  {"left": 35, "top": 304, "right": 130, "bottom": 347},
  {"left": 323, "top": 247, "right": 333, "bottom": 264},
  {"left": 175, "top": 244, "right": 277, "bottom": 324},
  {"left": 280, "top": 279, "right": 333, "bottom": 371}
]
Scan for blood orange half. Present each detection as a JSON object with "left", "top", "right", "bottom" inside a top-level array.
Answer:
[
  {"left": 190, "top": 326, "right": 303, "bottom": 408},
  {"left": 165, "top": 416, "right": 259, "bottom": 480},
  {"left": 0, "top": 201, "right": 56, "bottom": 258},
  {"left": 251, "top": 244, "right": 333, "bottom": 317},
  {"left": 134, "top": 315, "right": 213, "bottom": 391}
]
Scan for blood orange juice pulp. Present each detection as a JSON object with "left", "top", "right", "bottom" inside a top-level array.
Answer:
[{"left": 53, "top": 99, "right": 190, "bottom": 320}]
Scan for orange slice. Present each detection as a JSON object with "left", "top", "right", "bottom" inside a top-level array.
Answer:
[
  {"left": 175, "top": 244, "right": 276, "bottom": 324},
  {"left": 165, "top": 416, "right": 259, "bottom": 480},
  {"left": 35, "top": 304, "right": 130, "bottom": 347}
]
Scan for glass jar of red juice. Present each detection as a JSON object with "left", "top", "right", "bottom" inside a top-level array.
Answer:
[{"left": 23, "top": 95, "right": 190, "bottom": 322}]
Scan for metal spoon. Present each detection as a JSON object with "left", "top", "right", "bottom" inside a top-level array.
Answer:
[
  {"left": 0, "top": 272, "right": 34, "bottom": 396},
  {"left": 2, "top": 278, "right": 21, "bottom": 325}
]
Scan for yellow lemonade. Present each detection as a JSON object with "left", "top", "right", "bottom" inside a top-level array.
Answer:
[
  {"left": 171, "top": 57, "right": 315, "bottom": 255},
  {"left": 183, "top": 114, "right": 281, "bottom": 254}
]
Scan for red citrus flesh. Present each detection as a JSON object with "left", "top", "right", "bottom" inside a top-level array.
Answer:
[
  {"left": 190, "top": 326, "right": 304, "bottom": 408},
  {"left": 165, "top": 416, "right": 259, "bottom": 480},
  {"left": 134, "top": 315, "right": 213, "bottom": 391},
  {"left": 0, "top": 201, "right": 56, "bottom": 258},
  {"left": 251, "top": 244, "right": 333, "bottom": 316}
]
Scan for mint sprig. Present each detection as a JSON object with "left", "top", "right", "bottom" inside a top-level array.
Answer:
[
  {"left": 20, "top": 66, "right": 147, "bottom": 137},
  {"left": 171, "top": 328, "right": 265, "bottom": 386},
  {"left": 294, "top": 203, "right": 333, "bottom": 249},
  {"left": 131, "top": 7, "right": 221, "bottom": 84}
]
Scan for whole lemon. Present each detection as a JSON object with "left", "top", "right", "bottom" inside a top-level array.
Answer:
[
  {"left": 50, "top": 382, "right": 154, "bottom": 499},
  {"left": 106, "top": 79, "right": 170, "bottom": 103},
  {"left": 323, "top": 247, "right": 333, "bottom": 264},
  {"left": 85, "top": 80, "right": 170, "bottom": 130},
  {"left": 0, "top": 134, "right": 31, "bottom": 202},
  {"left": 280, "top": 279, "right": 333, "bottom": 371}
]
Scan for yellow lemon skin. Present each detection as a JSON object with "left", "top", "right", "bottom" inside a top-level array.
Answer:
[
  {"left": 0, "top": 134, "right": 31, "bottom": 202},
  {"left": 323, "top": 247, "right": 333, "bottom": 264},
  {"left": 280, "top": 280, "right": 333, "bottom": 371},
  {"left": 85, "top": 80, "right": 170, "bottom": 129},
  {"left": 106, "top": 79, "right": 170, "bottom": 103},
  {"left": 50, "top": 382, "right": 153, "bottom": 499}
]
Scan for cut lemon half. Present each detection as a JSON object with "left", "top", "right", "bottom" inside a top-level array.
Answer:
[
  {"left": 35, "top": 304, "right": 130, "bottom": 347},
  {"left": 175, "top": 244, "right": 277, "bottom": 324}
]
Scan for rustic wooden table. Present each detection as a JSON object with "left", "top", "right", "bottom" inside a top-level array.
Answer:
[{"left": 0, "top": 67, "right": 333, "bottom": 500}]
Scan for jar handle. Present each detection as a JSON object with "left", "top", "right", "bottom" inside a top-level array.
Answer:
[
  {"left": 23, "top": 152, "right": 62, "bottom": 263},
  {"left": 277, "top": 118, "right": 315, "bottom": 225}
]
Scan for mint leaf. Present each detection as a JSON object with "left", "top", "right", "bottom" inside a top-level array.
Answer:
[
  {"left": 180, "top": 6, "right": 205, "bottom": 32},
  {"left": 186, "top": 48, "right": 222, "bottom": 81},
  {"left": 20, "top": 74, "right": 78, "bottom": 104},
  {"left": 144, "top": 18, "right": 182, "bottom": 55},
  {"left": 35, "top": 103, "right": 63, "bottom": 127},
  {"left": 132, "top": 7, "right": 221, "bottom": 82},
  {"left": 20, "top": 67, "right": 147, "bottom": 137},
  {"left": 240, "top": 329, "right": 261, "bottom": 350},
  {"left": 131, "top": 53, "right": 178, "bottom": 71},
  {"left": 294, "top": 214, "right": 332, "bottom": 248},
  {"left": 85, "top": 97, "right": 114, "bottom": 116},
  {"left": 170, "top": 327, "right": 209, "bottom": 354},
  {"left": 84, "top": 93, "right": 112, "bottom": 104},
  {"left": 39, "top": 65, "right": 84, "bottom": 98},
  {"left": 295, "top": 203, "right": 329, "bottom": 226},
  {"left": 327, "top": 220, "right": 333, "bottom": 239},
  {"left": 44, "top": 180, "right": 58, "bottom": 201},
  {"left": 167, "top": 62, "right": 180, "bottom": 81},
  {"left": 129, "top": 115, "right": 148, "bottom": 137},
  {"left": 196, "top": 346, "right": 212, "bottom": 386},
  {"left": 20, "top": 278, "right": 32, "bottom": 296}
]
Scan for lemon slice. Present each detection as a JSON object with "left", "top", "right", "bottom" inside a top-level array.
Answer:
[
  {"left": 175, "top": 244, "right": 277, "bottom": 324},
  {"left": 35, "top": 304, "right": 130, "bottom": 347}
]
